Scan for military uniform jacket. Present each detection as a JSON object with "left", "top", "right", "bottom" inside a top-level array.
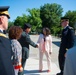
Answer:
[
  {"left": 0, "top": 32, "right": 15, "bottom": 75},
  {"left": 59, "top": 26, "right": 75, "bottom": 55},
  {"left": 18, "top": 31, "right": 37, "bottom": 59}
]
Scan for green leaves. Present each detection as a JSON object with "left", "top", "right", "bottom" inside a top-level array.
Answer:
[
  {"left": 65, "top": 11, "right": 76, "bottom": 28},
  {"left": 40, "top": 3, "right": 63, "bottom": 34},
  {"left": 8, "top": 3, "right": 76, "bottom": 36}
]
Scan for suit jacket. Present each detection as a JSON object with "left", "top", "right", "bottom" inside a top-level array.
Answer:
[
  {"left": 64, "top": 46, "right": 76, "bottom": 75},
  {"left": 18, "top": 31, "right": 37, "bottom": 59},
  {"left": 59, "top": 26, "right": 75, "bottom": 55},
  {"left": 0, "top": 32, "right": 15, "bottom": 75},
  {"left": 37, "top": 34, "right": 52, "bottom": 52}
]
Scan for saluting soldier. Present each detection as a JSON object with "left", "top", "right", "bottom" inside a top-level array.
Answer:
[
  {"left": 56, "top": 17, "right": 75, "bottom": 75},
  {"left": 18, "top": 23, "right": 38, "bottom": 75},
  {"left": 0, "top": 6, "right": 15, "bottom": 75}
]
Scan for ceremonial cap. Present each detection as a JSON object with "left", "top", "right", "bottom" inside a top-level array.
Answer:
[
  {"left": 61, "top": 17, "right": 69, "bottom": 21},
  {"left": 0, "top": 6, "right": 10, "bottom": 19},
  {"left": 23, "top": 23, "right": 31, "bottom": 29}
]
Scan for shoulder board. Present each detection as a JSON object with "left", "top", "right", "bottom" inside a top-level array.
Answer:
[{"left": 0, "top": 33, "right": 7, "bottom": 38}]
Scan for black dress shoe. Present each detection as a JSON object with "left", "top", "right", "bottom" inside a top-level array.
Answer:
[{"left": 56, "top": 72, "right": 63, "bottom": 75}]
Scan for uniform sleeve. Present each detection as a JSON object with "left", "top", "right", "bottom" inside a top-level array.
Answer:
[
  {"left": 25, "top": 34, "right": 37, "bottom": 47},
  {"left": 49, "top": 35, "right": 52, "bottom": 52},
  {"left": 67, "top": 28, "right": 75, "bottom": 49}
]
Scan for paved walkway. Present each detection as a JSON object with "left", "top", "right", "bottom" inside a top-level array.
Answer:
[
  {"left": 23, "top": 35, "right": 60, "bottom": 75},
  {"left": 24, "top": 58, "right": 60, "bottom": 75}
]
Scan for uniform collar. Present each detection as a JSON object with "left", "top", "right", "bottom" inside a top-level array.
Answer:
[
  {"left": 64, "top": 25, "right": 69, "bottom": 29},
  {"left": 0, "top": 28, "right": 3, "bottom": 33}
]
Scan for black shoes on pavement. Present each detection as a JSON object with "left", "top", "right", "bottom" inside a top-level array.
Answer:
[{"left": 56, "top": 72, "right": 63, "bottom": 75}]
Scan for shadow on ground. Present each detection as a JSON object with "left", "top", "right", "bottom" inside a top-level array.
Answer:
[
  {"left": 52, "top": 41, "right": 60, "bottom": 47},
  {"left": 24, "top": 70, "right": 48, "bottom": 75}
]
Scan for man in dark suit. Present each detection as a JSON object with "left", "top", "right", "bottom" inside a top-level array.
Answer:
[
  {"left": 0, "top": 6, "right": 15, "bottom": 75},
  {"left": 56, "top": 17, "right": 75, "bottom": 75},
  {"left": 18, "top": 23, "right": 38, "bottom": 75}
]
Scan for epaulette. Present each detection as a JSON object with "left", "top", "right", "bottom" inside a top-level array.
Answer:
[{"left": 0, "top": 33, "right": 7, "bottom": 38}]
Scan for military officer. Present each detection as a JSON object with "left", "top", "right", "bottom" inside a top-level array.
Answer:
[
  {"left": 18, "top": 23, "right": 38, "bottom": 75},
  {"left": 56, "top": 17, "right": 75, "bottom": 75},
  {"left": 0, "top": 6, "right": 15, "bottom": 75}
]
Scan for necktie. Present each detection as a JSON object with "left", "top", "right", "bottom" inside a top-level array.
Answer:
[
  {"left": 3, "top": 30, "right": 6, "bottom": 34},
  {"left": 42, "top": 37, "right": 45, "bottom": 52}
]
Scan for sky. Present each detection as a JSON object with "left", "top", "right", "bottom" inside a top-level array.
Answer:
[{"left": 0, "top": 0, "right": 76, "bottom": 21}]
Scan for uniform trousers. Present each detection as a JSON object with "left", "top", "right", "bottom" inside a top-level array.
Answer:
[{"left": 58, "top": 53, "right": 65, "bottom": 74}]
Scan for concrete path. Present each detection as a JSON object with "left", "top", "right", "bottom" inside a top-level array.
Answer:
[
  {"left": 23, "top": 35, "right": 61, "bottom": 75},
  {"left": 24, "top": 58, "right": 60, "bottom": 75}
]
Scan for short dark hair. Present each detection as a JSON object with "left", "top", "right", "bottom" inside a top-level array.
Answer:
[{"left": 9, "top": 26, "right": 23, "bottom": 39}]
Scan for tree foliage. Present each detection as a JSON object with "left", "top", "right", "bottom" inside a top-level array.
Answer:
[
  {"left": 40, "top": 3, "right": 63, "bottom": 34},
  {"left": 64, "top": 10, "right": 76, "bottom": 29},
  {"left": 8, "top": 21, "right": 14, "bottom": 29},
  {"left": 27, "top": 8, "right": 42, "bottom": 32},
  {"left": 14, "top": 8, "right": 42, "bottom": 33},
  {"left": 12, "top": 3, "right": 76, "bottom": 35},
  {"left": 14, "top": 14, "right": 28, "bottom": 28}
]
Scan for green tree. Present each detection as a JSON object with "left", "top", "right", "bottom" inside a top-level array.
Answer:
[
  {"left": 27, "top": 8, "right": 42, "bottom": 33},
  {"left": 14, "top": 14, "right": 28, "bottom": 28},
  {"left": 8, "top": 21, "right": 14, "bottom": 29},
  {"left": 64, "top": 10, "right": 76, "bottom": 29},
  {"left": 40, "top": 3, "right": 63, "bottom": 34}
]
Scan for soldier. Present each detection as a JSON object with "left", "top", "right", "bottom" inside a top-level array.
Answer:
[
  {"left": 18, "top": 23, "right": 38, "bottom": 75},
  {"left": 0, "top": 6, "right": 15, "bottom": 75},
  {"left": 56, "top": 17, "right": 75, "bottom": 75}
]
